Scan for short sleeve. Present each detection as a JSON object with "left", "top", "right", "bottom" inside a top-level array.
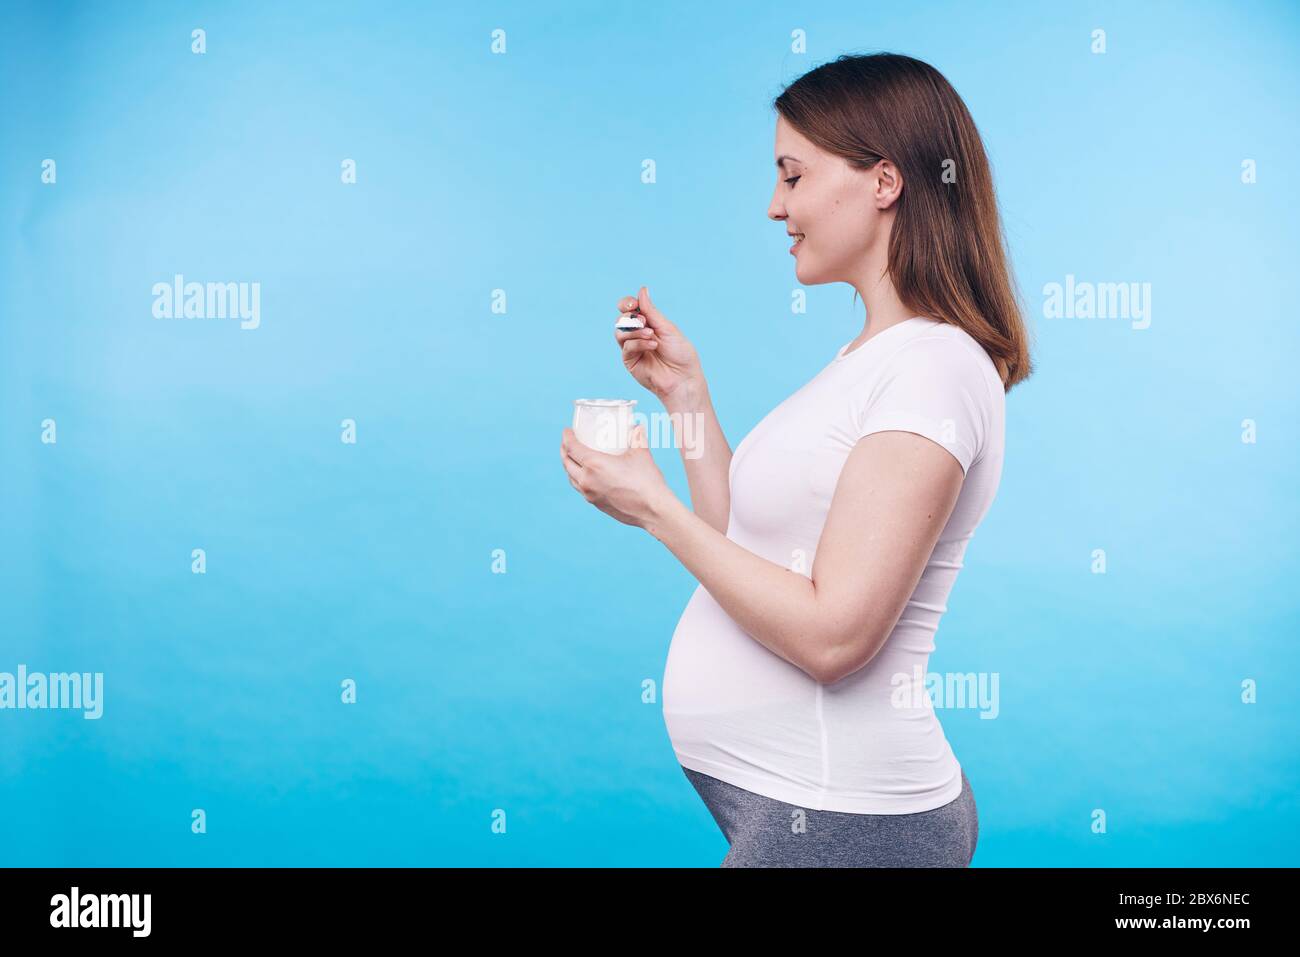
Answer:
[{"left": 852, "top": 336, "right": 991, "bottom": 476}]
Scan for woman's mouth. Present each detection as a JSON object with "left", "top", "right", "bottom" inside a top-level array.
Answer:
[{"left": 789, "top": 232, "right": 805, "bottom": 254}]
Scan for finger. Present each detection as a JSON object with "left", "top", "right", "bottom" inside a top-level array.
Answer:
[
  {"left": 635, "top": 285, "right": 677, "bottom": 334},
  {"left": 561, "top": 452, "right": 584, "bottom": 487},
  {"left": 561, "top": 428, "right": 590, "bottom": 465},
  {"left": 622, "top": 339, "right": 658, "bottom": 355},
  {"left": 618, "top": 294, "right": 640, "bottom": 312},
  {"left": 614, "top": 326, "right": 655, "bottom": 344},
  {"left": 560, "top": 440, "right": 585, "bottom": 476}
]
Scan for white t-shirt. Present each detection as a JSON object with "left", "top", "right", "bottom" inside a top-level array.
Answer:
[{"left": 662, "top": 316, "right": 1005, "bottom": 814}]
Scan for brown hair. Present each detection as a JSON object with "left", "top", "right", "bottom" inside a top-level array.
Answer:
[{"left": 774, "top": 52, "right": 1033, "bottom": 391}]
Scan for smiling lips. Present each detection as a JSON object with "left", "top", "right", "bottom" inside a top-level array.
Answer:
[{"left": 788, "top": 231, "right": 805, "bottom": 253}]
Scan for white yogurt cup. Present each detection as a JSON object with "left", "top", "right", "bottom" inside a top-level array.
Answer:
[{"left": 572, "top": 399, "right": 637, "bottom": 454}]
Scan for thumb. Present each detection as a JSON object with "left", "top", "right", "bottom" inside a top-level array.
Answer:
[{"left": 637, "top": 285, "right": 678, "bottom": 335}]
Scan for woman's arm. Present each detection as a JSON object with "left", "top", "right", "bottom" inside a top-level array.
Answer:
[
  {"left": 643, "top": 428, "right": 965, "bottom": 684},
  {"left": 662, "top": 376, "right": 732, "bottom": 535},
  {"left": 614, "top": 287, "right": 732, "bottom": 533}
]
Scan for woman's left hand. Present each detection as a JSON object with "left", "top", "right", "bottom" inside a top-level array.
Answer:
[{"left": 560, "top": 425, "right": 674, "bottom": 528}]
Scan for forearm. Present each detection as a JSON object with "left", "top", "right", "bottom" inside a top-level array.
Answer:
[
  {"left": 662, "top": 377, "right": 732, "bottom": 535},
  {"left": 644, "top": 493, "right": 832, "bottom": 682}
]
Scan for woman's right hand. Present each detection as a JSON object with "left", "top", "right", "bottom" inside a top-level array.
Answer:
[{"left": 615, "top": 286, "right": 704, "bottom": 404}]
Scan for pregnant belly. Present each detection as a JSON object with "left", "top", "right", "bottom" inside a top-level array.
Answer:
[
  {"left": 662, "top": 584, "right": 817, "bottom": 717},
  {"left": 661, "top": 584, "right": 961, "bottom": 806}
]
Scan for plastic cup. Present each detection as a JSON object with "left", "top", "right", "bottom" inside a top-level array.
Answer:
[{"left": 572, "top": 399, "right": 637, "bottom": 455}]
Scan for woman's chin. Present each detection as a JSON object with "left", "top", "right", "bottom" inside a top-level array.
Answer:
[{"left": 794, "top": 258, "right": 819, "bottom": 284}]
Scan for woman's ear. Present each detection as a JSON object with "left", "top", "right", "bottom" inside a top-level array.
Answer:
[{"left": 874, "top": 160, "right": 904, "bottom": 210}]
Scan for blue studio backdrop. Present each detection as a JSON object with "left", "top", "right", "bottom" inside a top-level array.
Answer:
[{"left": 1, "top": 0, "right": 1298, "bottom": 866}]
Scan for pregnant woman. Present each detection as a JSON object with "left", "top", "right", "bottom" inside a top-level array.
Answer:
[{"left": 560, "top": 52, "right": 1033, "bottom": 866}]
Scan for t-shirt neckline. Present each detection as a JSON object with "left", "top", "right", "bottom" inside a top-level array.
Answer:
[{"left": 834, "top": 316, "right": 934, "bottom": 362}]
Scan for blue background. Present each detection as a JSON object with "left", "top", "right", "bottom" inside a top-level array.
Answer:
[{"left": 2, "top": 0, "right": 1297, "bottom": 866}]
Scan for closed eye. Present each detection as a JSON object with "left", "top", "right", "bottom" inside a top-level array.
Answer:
[{"left": 784, "top": 175, "right": 801, "bottom": 187}]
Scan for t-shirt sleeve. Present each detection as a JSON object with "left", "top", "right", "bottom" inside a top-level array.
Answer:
[{"left": 851, "top": 336, "right": 991, "bottom": 477}]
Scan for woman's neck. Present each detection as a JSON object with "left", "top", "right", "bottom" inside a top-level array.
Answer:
[{"left": 850, "top": 264, "right": 916, "bottom": 346}]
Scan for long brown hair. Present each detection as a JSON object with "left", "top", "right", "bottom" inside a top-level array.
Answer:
[{"left": 774, "top": 53, "right": 1033, "bottom": 391}]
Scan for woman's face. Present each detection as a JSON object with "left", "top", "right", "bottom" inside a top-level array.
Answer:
[{"left": 767, "top": 114, "right": 894, "bottom": 287}]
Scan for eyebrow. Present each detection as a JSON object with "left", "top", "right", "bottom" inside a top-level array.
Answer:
[{"left": 775, "top": 154, "right": 802, "bottom": 169}]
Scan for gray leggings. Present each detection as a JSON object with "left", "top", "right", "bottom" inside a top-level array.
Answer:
[{"left": 682, "top": 765, "right": 979, "bottom": 867}]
